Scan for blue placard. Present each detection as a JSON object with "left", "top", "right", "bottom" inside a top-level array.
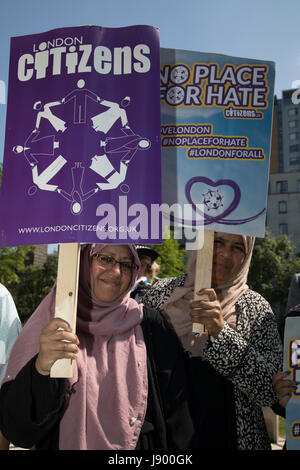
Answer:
[{"left": 160, "top": 48, "right": 275, "bottom": 237}]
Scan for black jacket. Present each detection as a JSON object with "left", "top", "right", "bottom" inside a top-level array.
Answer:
[{"left": 0, "top": 307, "right": 194, "bottom": 450}]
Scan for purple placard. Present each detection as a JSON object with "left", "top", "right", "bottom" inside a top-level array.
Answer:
[{"left": 0, "top": 25, "right": 161, "bottom": 246}]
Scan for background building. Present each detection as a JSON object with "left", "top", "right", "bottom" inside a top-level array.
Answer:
[
  {"left": 267, "top": 89, "right": 300, "bottom": 255},
  {"left": 26, "top": 244, "right": 48, "bottom": 266}
]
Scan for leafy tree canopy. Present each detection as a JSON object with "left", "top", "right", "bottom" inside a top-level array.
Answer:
[
  {"left": 152, "top": 231, "right": 186, "bottom": 279},
  {"left": 0, "top": 245, "right": 34, "bottom": 288},
  {"left": 12, "top": 252, "right": 58, "bottom": 324},
  {"left": 0, "top": 246, "right": 58, "bottom": 324},
  {"left": 248, "top": 229, "right": 300, "bottom": 315}
]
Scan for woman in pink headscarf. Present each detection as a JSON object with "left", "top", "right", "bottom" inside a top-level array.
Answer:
[
  {"left": 0, "top": 244, "right": 194, "bottom": 450},
  {"left": 142, "top": 232, "right": 283, "bottom": 450}
]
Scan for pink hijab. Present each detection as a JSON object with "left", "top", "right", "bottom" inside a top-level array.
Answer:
[
  {"left": 163, "top": 235, "right": 255, "bottom": 357},
  {"left": 4, "top": 244, "right": 148, "bottom": 450}
]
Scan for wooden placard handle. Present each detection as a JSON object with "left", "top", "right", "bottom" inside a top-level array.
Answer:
[
  {"left": 192, "top": 230, "right": 214, "bottom": 334},
  {"left": 50, "top": 243, "right": 81, "bottom": 378}
]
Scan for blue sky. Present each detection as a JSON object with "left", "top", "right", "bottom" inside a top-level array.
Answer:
[{"left": 1, "top": 0, "right": 299, "bottom": 162}]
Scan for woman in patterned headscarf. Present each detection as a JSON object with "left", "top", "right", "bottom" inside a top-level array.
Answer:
[{"left": 142, "top": 232, "right": 283, "bottom": 450}]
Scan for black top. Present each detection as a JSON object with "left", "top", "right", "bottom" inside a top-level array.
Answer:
[
  {"left": 130, "top": 280, "right": 152, "bottom": 303},
  {"left": 0, "top": 307, "right": 195, "bottom": 450},
  {"left": 187, "top": 355, "right": 237, "bottom": 450}
]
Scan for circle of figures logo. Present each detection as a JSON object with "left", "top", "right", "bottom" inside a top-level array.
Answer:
[{"left": 13, "top": 79, "right": 151, "bottom": 215}]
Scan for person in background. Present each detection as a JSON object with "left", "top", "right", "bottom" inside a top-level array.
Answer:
[
  {"left": 273, "top": 369, "right": 297, "bottom": 410},
  {"left": 0, "top": 244, "right": 194, "bottom": 450},
  {"left": 286, "top": 273, "right": 300, "bottom": 315},
  {"left": 0, "top": 283, "right": 22, "bottom": 450},
  {"left": 142, "top": 232, "right": 283, "bottom": 450},
  {"left": 273, "top": 304, "right": 300, "bottom": 409},
  {"left": 0, "top": 283, "right": 22, "bottom": 386},
  {"left": 131, "top": 245, "right": 160, "bottom": 303},
  {"left": 271, "top": 303, "right": 300, "bottom": 452},
  {"left": 276, "top": 273, "right": 300, "bottom": 342}
]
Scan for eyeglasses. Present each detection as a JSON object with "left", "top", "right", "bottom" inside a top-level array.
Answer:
[{"left": 93, "top": 254, "right": 138, "bottom": 274}]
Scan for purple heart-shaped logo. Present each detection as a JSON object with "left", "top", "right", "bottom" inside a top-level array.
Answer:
[{"left": 185, "top": 176, "right": 241, "bottom": 224}]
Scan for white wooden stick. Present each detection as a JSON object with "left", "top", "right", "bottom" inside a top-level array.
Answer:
[
  {"left": 192, "top": 229, "right": 214, "bottom": 334},
  {"left": 50, "top": 243, "right": 81, "bottom": 378}
]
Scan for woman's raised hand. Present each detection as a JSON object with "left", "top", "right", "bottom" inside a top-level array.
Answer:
[
  {"left": 190, "top": 288, "right": 224, "bottom": 339},
  {"left": 272, "top": 371, "right": 298, "bottom": 408},
  {"left": 35, "top": 318, "right": 79, "bottom": 376}
]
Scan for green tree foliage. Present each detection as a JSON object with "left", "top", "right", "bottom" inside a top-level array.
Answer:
[
  {"left": 0, "top": 246, "right": 58, "bottom": 324},
  {"left": 248, "top": 229, "right": 300, "bottom": 315},
  {"left": 0, "top": 245, "right": 34, "bottom": 288},
  {"left": 12, "top": 252, "right": 58, "bottom": 324},
  {"left": 152, "top": 232, "right": 186, "bottom": 278}
]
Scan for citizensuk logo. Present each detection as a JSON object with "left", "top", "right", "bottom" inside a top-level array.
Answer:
[{"left": 0, "top": 80, "right": 6, "bottom": 104}]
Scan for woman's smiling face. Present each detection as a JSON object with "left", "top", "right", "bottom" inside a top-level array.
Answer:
[
  {"left": 91, "top": 245, "right": 134, "bottom": 302},
  {"left": 211, "top": 232, "right": 246, "bottom": 287}
]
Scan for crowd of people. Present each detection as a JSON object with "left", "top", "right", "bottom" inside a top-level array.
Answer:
[{"left": 0, "top": 237, "right": 299, "bottom": 451}]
